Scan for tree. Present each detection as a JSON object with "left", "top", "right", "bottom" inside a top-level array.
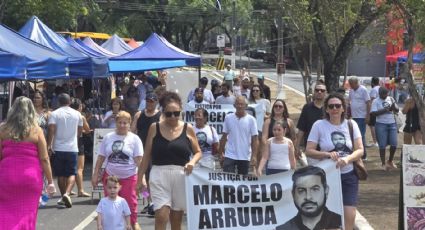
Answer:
[
  {"left": 391, "top": 0, "right": 425, "bottom": 143},
  {"left": 309, "top": 0, "right": 390, "bottom": 92}
]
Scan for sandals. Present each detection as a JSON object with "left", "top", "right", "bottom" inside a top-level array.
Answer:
[{"left": 78, "top": 191, "right": 91, "bottom": 197}]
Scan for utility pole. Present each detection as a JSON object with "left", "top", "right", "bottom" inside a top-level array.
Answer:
[
  {"left": 231, "top": 0, "right": 236, "bottom": 69},
  {"left": 276, "top": 16, "right": 286, "bottom": 99}
]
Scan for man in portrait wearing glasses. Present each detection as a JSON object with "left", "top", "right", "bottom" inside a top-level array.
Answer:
[
  {"left": 218, "top": 96, "right": 259, "bottom": 175},
  {"left": 295, "top": 81, "right": 327, "bottom": 165},
  {"left": 276, "top": 166, "right": 342, "bottom": 230}
]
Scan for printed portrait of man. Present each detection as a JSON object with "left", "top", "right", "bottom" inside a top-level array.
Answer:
[
  {"left": 108, "top": 140, "right": 129, "bottom": 164},
  {"left": 331, "top": 131, "right": 351, "bottom": 154},
  {"left": 276, "top": 165, "right": 342, "bottom": 230}
]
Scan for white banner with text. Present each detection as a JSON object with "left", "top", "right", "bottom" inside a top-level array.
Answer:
[{"left": 185, "top": 159, "right": 344, "bottom": 230}]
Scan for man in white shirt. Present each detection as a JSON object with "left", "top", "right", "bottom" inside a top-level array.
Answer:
[
  {"left": 187, "top": 77, "right": 215, "bottom": 103},
  {"left": 219, "top": 96, "right": 259, "bottom": 175},
  {"left": 223, "top": 64, "right": 235, "bottom": 88},
  {"left": 215, "top": 83, "right": 236, "bottom": 105},
  {"left": 187, "top": 87, "right": 210, "bottom": 107},
  {"left": 348, "top": 76, "right": 370, "bottom": 160},
  {"left": 47, "top": 93, "right": 83, "bottom": 208}
]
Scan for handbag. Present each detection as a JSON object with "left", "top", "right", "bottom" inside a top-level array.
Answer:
[
  {"left": 390, "top": 97, "right": 403, "bottom": 132},
  {"left": 348, "top": 120, "right": 368, "bottom": 180}
]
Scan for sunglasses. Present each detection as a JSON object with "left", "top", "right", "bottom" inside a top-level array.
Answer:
[
  {"left": 274, "top": 104, "right": 284, "bottom": 108},
  {"left": 328, "top": 104, "right": 342, "bottom": 109},
  {"left": 164, "top": 111, "right": 181, "bottom": 118},
  {"left": 315, "top": 89, "right": 326, "bottom": 93}
]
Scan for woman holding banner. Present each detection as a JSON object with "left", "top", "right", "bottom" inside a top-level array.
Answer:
[
  {"left": 305, "top": 92, "right": 364, "bottom": 230},
  {"left": 137, "top": 91, "right": 202, "bottom": 230}
]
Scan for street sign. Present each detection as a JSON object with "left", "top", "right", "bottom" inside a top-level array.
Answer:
[
  {"left": 277, "top": 63, "right": 286, "bottom": 74},
  {"left": 217, "top": 34, "right": 225, "bottom": 48}
]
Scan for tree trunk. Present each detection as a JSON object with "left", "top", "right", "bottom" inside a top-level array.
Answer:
[
  {"left": 393, "top": 1, "right": 425, "bottom": 143},
  {"left": 309, "top": 0, "right": 385, "bottom": 92}
]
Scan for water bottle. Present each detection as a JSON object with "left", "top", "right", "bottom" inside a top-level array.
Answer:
[{"left": 40, "top": 193, "right": 49, "bottom": 207}]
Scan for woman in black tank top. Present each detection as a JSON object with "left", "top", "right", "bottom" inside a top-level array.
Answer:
[
  {"left": 131, "top": 93, "right": 161, "bottom": 144},
  {"left": 263, "top": 99, "right": 296, "bottom": 142},
  {"left": 137, "top": 92, "right": 201, "bottom": 230}
]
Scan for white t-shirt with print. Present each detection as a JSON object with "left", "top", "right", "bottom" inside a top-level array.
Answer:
[
  {"left": 96, "top": 196, "right": 131, "bottom": 230},
  {"left": 99, "top": 132, "right": 144, "bottom": 179},
  {"left": 307, "top": 119, "right": 361, "bottom": 174},
  {"left": 194, "top": 125, "right": 219, "bottom": 157},
  {"left": 48, "top": 106, "right": 83, "bottom": 152},
  {"left": 223, "top": 113, "right": 258, "bottom": 161},
  {"left": 249, "top": 99, "right": 271, "bottom": 131},
  {"left": 349, "top": 85, "right": 370, "bottom": 118},
  {"left": 371, "top": 96, "right": 396, "bottom": 124}
]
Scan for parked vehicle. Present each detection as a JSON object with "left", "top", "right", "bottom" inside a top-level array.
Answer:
[
  {"left": 246, "top": 49, "right": 266, "bottom": 59},
  {"left": 262, "top": 53, "right": 295, "bottom": 68},
  {"left": 224, "top": 47, "right": 232, "bottom": 55}
]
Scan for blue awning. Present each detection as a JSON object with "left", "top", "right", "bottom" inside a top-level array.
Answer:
[
  {"left": 0, "top": 24, "right": 69, "bottom": 80},
  {"left": 101, "top": 34, "right": 133, "bottom": 55},
  {"left": 109, "top": 33, "right": 201, "bottom": 72},
  {"left": 0, "top": 51, "right": 27, "bottom": 80},
  {"left": 81, "top": 37, "right": 118, "bottom": 57},
  {"left": 19, "top": 16, "right": 109, "bottom": 79}
]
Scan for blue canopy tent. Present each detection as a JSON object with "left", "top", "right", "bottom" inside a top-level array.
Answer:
[
  {"left": 0, "top": 51, "right": 27, "bottom": 80},
  {"left": 109, "top": 33, "right": 201, "bottom": 73},
  {"left": 81, "top": 37, "right": 117, "bottom": 57},
  {"left": 397, "top": 52, "right": 425, "bottom": 63},
  {"left": 0, "top": 24, "right": 69, "bottom": 80},
  {"left": 66, "top": 37, "right": 105, "bottom": 58},
  {"left": 101, "top": 34, "right": 133, "bottom": 55},
  {"left": 19, "top": 16, "right": 109, "bottom": 79}
]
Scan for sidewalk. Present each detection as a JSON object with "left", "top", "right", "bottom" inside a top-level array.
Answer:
[{"left": 212, "top": 71, "right": 402, "bottom": 229}]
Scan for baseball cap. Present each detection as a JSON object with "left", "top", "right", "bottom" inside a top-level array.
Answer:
[
  {"left": 146, "top": 93, "right": 158, "bottom": 101},
  {"left": 242, "top": 76, "right": 250, "bottom": 81},
  {"left": 257, "top": 74, "right": 264, "bottom": 80}
]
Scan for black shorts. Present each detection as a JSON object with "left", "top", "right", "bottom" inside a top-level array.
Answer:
[
  {"left": 53, "top": 151, "right": 78, "bottom": 177},
  {"left": 403, "top": 124, "right": 421, "bottom": 133},
  {"left": 368, "top": 114, "right": 376, "bottom": 126},
  {"left": 78, "top": 137, "right": 85, "bottom": 156}
]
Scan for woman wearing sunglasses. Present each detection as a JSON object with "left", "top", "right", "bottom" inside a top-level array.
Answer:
[
  {"left": 137, "top": 91, "right": 202, "bottom": 230},
  {"left": 262, "top": 99, "right": 296, "bottom": 144},
  {"left": 305, "top": 93, "right": 364, "bottom": 230}
]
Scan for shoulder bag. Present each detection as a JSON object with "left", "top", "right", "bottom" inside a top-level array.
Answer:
[{"left": 348, "top": 120, "right": 368, "bottom": 180}]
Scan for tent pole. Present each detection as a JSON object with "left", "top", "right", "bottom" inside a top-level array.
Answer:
[{"left": 198, "top": 65, "right": 201, "bottom": 87}]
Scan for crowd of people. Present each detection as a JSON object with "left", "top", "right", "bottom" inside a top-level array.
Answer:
[{"left": 0, "top": 66, "right": 422, "bottom": 230}]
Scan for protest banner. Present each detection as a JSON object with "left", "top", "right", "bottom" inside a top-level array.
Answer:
[
  {"left": 92, "top": 128, "right": 114, "bottom": 187},
  {"left": 183, "top": 103, "right": 264, "bottom": 137},
  {"left": 402, "top": 145, "right": 425, "bottom": 230},
  {"left": 185, "top": 159, "right": 344, "bottom": 230}
]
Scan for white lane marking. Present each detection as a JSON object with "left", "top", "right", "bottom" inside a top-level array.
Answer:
[{"left": 72, "top": 210, "right": 97, "bottom": 230}]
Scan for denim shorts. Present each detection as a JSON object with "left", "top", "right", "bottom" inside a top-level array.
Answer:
[
  {"left": 375, "top": 122, "right": 398, "bottom": 149},
  {"left": 341, "top": 170, "right": 359, "bottom": 206},
  {"left": 53, "top": 151, "right": 78, "bottom": 177}
]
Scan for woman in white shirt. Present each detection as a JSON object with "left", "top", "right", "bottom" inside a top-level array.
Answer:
[
  {"left": 194, "top": 108, "right": 219, "bottom": 169},
  {"left": 306, "top": 92, "right": 364, "bottom": 230},
  {"left": 102, "top": 97, "right": 123, "bottom": 128},
  {"left": 370, "top": 87, "right": 399, "bottom": 171}
]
